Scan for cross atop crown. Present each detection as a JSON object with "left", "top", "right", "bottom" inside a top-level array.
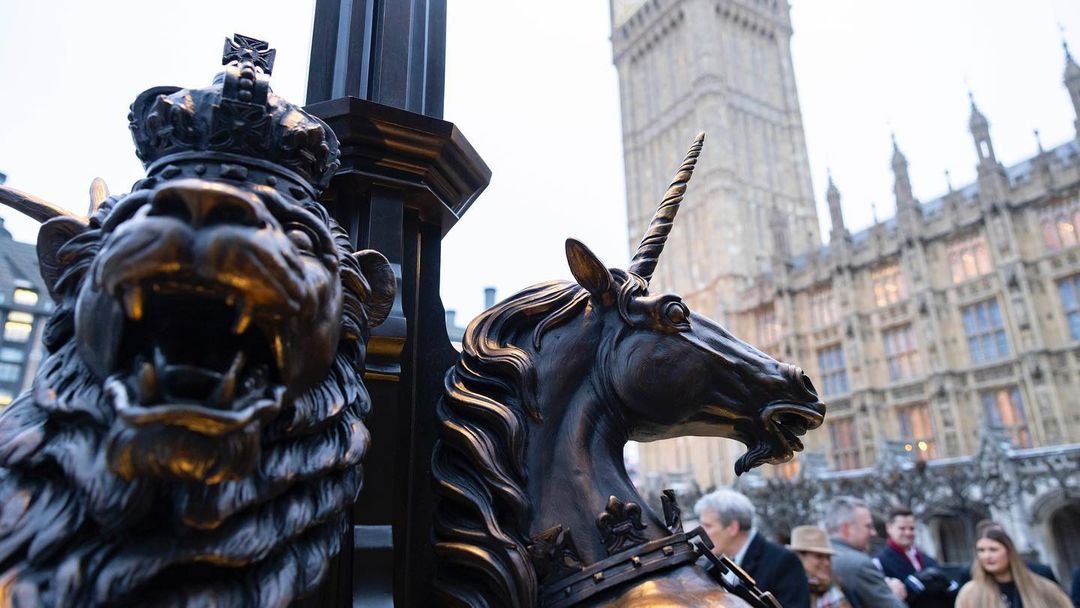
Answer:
[{"left": 222, "top": 33, "right": 276, "bottom": 75}]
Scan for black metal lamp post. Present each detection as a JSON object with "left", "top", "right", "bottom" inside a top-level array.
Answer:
[{"left": 303, "top": 2, "right": 490, "bottom": 605}]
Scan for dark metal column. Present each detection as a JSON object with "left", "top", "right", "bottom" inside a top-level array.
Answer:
[
  {"left": 307, "top": 0, "right": 445, "bottom": 118},
  {"left": 305, "top": 2, "right": 487, "bottom": 605}
]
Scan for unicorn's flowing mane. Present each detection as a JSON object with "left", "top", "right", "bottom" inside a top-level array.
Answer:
[
  {"left": 432, "top": 269, "right": 648, "bottom": 607},
  {"left": 432, "top": 279, "right": 587, "bottom": 607}
]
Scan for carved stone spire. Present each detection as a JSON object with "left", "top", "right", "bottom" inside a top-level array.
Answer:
[
  {"left": 891, "top": 134, "right": 920, "bottom": 228},
  {"left": 967, "top": 91, "right": 1009, "bottom": 206},
  {"left": 826, "top": 170, "right": 847, "bottom": 243},
  {"left": 968, "top": 91, "right": 997, "bottom": 165},
  {"left": 1064, "top": 40, "right": 1080, "bottom": 137}
]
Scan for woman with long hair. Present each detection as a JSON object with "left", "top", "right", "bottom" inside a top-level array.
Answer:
[{"left": 956, "top": 525, "right": 1071, "bottom": 608}]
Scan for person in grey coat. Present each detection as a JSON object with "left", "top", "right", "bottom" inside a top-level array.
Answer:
[{"left": 825, "top": 496, "right": 907, "bottom": 608}]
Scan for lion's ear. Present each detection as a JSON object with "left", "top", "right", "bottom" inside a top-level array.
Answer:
[
  {"left": 352, "top": 250, "right": 395, "bottom": 328},
  {"left": 38, "top": 216, "right": 89, "bottom": 302}
]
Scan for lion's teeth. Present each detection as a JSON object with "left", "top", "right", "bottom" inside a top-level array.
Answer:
[
  {"left": 212, "top": 352, "right": 245, "bottom": 406},
  {"left": 154, "top": 346, "right": 169, "bottom": 375},
  {"left": 139, "top": 360, "right": 157, "bottom": 404},
  {"left": 123, "top": 286, "right": 144, "bottom": 321},
  {"left": 232, "top": 299, "right": 253, "bottom": 335},
  {"left": 272, "top": 332, "right": 286, "bottom": 374}
]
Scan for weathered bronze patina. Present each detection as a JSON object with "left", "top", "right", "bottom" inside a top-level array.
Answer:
[
  {"left": 432, "top": 134, "right": 826, "bottom": 607},
  {"left": 0, "top": 35, "right": 394, "bottom": 606}
]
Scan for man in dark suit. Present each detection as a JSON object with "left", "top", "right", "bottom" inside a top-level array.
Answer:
[
  {"left": 694, "top": 489, "right": 809, "bottom": 607},
  {"left": 874, "top": 507, "right": 957, "bottom": 607}
]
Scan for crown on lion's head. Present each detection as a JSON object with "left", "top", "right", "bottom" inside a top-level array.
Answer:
[
  {"left": 0, "top": 34, "right": 393, "bottom": 606},
  {"left": 129, "top": 33, "right": 339, "bottom": 196}
]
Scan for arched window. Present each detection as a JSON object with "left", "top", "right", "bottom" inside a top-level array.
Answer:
[{"left": 1049, "top": 501, "right": 1080, "bottom": 580}]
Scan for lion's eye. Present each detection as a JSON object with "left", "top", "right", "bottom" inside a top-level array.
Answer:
[
  {"left": 663, "top": 301, "right": 689, "bottom": 326},
  {"left": 288, "top": 229, "right": 315, "bottom": 253}
]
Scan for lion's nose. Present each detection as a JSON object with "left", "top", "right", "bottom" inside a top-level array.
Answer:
[{"left": 149, "top": 181, "right": 263, "bottom": 228}]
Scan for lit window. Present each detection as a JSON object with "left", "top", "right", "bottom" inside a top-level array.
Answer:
[
  {"left": 897, "top": 403, "right": 935, "bottom": 459},
  {"left": 962, "top": 299, "right": 1009, "bottom": 364},
  {"left": 947, "top": 234, "right": 993, "bottom": 283},
  {"left": 871, "top": 263, "right": 907, "bottom": 307},
  {"left": 980, "top": 387, "right": 1031, "bottom": 448},
  {"left": 0, "top": 348, "right": 22, "bottom": 363},
  {"left": 7, "top": 312, "right": 32, "bottom": 324},
  {"left": 0, "top": 393, "right": 11, "bottom": 407},
  {"left": 755, "top": 305, "right": 780, "bottom": 350},
  {"left": 12, "top": 288, "right": 38, "bottom": 307},
  {"left": 882, "top": 324, "right": 919, "bottom": 381},
  {"left": 3, "top": 321, "right": 33, "bottom": 343},
  {"left": 828, "top": 417, "right": 861, "bottom": 470},
  {"left": 809, "top": 286, "right": 836, "bottom": 328},
  {"left": 1058, "top": 275, "right": 1080, "bottom": 340},
  {"left": 817, "top": 344, "right": 848, "bottom": 396},
  {"left": 1060, "top": 216, "right": 1078, "bottom": 248},
  {"left": 0, "top": 363, "right": 21, "bottom": 383}
]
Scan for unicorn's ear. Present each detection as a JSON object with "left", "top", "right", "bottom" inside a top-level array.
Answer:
[{"left": 566, "top": 238, "right": 613, "bottom": 297}]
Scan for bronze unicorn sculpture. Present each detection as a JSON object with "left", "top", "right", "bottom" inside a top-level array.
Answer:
[
  {"left": 432, "top": 133, "right": 826, "bottom": 607},
  {"left": 0, "top": 35, "right": 393, "bottom": 606}
]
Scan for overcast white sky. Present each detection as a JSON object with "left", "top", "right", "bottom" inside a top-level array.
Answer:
[{"left": 1, "top": 0, "right": 1078, "bottom": 323}]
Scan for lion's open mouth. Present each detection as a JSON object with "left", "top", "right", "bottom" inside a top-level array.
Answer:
[{"left": 106, "top": 277, "right": 286, "bottom": 434}]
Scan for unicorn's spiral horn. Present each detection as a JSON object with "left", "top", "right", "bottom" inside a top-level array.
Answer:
[{"left": 628, "top": 132, "right": 705, "bottom": 284}]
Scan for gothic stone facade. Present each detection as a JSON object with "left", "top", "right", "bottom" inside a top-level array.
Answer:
[{"left": 612, "top": 0, "right": 1080, "bottom": 578}]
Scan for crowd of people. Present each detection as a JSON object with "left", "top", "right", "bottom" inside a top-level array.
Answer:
[{"left": 694, "top": 489, "right": 1080, "bottom": 608}]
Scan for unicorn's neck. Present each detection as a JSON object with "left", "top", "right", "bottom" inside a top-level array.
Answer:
[{"left": 526, "top": 386, "right": 671, "bottom": 566}]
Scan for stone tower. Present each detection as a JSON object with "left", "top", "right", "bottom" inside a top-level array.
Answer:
[
  {"left": 610, "top": 0, "right": 819, "bottom": 322},
  {"left": 610, "top": 0, "right": 820, "bottom": 491}
]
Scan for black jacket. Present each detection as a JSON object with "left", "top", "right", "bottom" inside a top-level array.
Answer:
[
  {"left": 740, "top": 533, "right": 811, "bottom": 608},
  {"left": 875, "top": 544, "right": 940, "bottom": 581},
  {"left": 875, "top": 545, "right": 959, "bottom": 608}
]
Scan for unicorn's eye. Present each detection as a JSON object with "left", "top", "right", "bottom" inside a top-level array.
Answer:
[{"left": 663, "top": 301, "right": 690, "bottom": 326}]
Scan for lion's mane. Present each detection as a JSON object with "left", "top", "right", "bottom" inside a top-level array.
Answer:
[{"left": 0, "top": 195, "right": 372, "bottom": 606}]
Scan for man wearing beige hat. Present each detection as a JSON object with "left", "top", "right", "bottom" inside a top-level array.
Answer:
[{"left": 789, "top": 525, "right": 863, "bottom": 608}]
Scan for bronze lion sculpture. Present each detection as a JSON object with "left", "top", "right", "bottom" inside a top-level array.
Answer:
[{"left": 0, "top": 35, "right": 393, "bottom": 606}]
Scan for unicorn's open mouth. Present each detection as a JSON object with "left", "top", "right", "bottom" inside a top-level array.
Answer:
[{"left": 734, "top": 402, "right": 825, "bottom": 475}]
